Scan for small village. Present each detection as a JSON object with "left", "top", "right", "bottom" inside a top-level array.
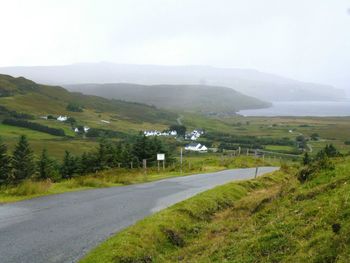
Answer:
[{"left": 144, "top": 128, "right": 208, "bottom": 152}]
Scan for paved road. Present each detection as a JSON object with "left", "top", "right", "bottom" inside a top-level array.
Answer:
[{"left": 0, "top": 167, "right": 278, "bottom": 263}]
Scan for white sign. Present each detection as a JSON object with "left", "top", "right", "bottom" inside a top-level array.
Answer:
[{"left": 157, "top": 153, "right": 165, "bottom": 161}]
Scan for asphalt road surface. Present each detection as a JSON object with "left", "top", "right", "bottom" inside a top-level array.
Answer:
[{"left": 0, "top": 167, "right": 278, "bottom": 263}]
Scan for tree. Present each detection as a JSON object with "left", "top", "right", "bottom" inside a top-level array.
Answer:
[
  {"left": 324, "top": 144, "right": 341, "bottom": 157},
  {"left": 38, "top": 149, "right": 58, "bottom": 180},
  {"left": 121, "top": 142, "right": 134, "bottom": 168},
  {"left": 12, "top": 135, "right": 35, "bottom": 183},
  {"left": 79, "top": 152, "right": 98, "bottom": 174},
  {"left": 0, "top": 138, "right": 11, "bottom": 184},
  {"left": 169, "top": 124, "right": 186, "bottom": 136},
  {"left": 66, "top": 103, "right": 83, "bottom": 112},
  {"left": 95, "top": 139, "right": 117, "bottom": 170},
  {"left": 132, "top": 135, "right": 151, "bottom": 164},
  {"left": 303, "top": 152, "right": 311, "bottom": 165},
  {"left": 310, "top": 133, "right": 320, "bottom": 141},
  {"left": 60, "top": 151, "right": 77, "bottom": 179}
]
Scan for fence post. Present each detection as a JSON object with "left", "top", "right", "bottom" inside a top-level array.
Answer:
[{"left": 143, "top": 159, "right": 147, "bottom": 174}]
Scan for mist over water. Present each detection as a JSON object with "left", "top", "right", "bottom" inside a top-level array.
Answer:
[{"left": 238, "top": 101, "right": 350, "bottom": 117}]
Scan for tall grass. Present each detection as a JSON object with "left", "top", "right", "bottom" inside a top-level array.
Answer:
[{"left": 8, "top": 180, "right": 52, "bottom": 196}]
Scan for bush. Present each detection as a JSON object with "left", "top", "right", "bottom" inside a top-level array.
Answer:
[{"left": 66, "top": 103, "right": 83, "bottom": 112}]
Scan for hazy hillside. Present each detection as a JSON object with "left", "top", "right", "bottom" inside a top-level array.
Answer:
[
  {"left": 0, "top": 63, "right": 345, "bottom": 101},
  {"left": 0, "top": 74, "right": 178, "bottom": 157},
  {"left": 0, "top": 74, "right": 177, "bottom": 124},
  {"left": 65, "top": 83, "right": 270, "bottom": 114}
]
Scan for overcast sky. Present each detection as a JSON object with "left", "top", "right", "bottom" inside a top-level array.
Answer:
[{"left": 0, "top": 0, "right": 349, "bottom": 90}]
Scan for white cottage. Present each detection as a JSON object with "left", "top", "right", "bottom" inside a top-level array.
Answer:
[
  {"left": 185, "top": 143, "right": 208, "bottom": 152},
  {"left": 57, "top": 115, "right": 68, "bottom": 122}
]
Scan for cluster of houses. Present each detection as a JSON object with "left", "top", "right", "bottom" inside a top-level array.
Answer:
[
  {"left": 144, "top": 130, "right": 178, "bottom": 137},
  {"left": 143, "top": 128, "right": 208, "bottom": 153},
  {"left": 185, "top": 129, "right": 204, "bottom": 141},
  {"left": 40, "top": 115, "right": 68, "bottom": 121},
  {"left": 74, "top": 126, "right": 90, "bottom": 133}
]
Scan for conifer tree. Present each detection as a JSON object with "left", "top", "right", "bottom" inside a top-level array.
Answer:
[
  {"left": 0, "top": 138, "right": 11, "bottom": 184},
  {"left": 60, "top": 151, "right": 77, "bottom": 179},
  {"left": 303, "top": 152, "right": 311, "bottom": 165},
  {"left": 38, "top": 149, "right": 57, "bottom": 180},
  {"left": 121, "top": 142, "right": 134, "bottom": 168},
  {"left": 12, "top": 135, "right": 35, "bottom": 183}
]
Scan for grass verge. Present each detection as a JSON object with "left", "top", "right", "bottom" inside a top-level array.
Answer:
[{"left": 81, "top": 157, "right": 350, "bottom": 263}]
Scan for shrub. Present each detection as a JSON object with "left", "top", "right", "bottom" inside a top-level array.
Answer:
[{"left": 66, "top": 103, "right": 83, "bottom": 112}]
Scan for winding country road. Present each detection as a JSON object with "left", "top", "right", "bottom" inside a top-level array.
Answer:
[{"left": 0, "top": 167, "right": 278, "bottom": 263}]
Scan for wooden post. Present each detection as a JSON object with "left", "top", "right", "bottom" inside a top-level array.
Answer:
[
  {"left": 180, "top": 147, "right": 183, "bottom": 175},
  {"left": 238, "top": 146, "right": 241, "bottom": 155},
  {"left": 163, "top": 160, "right": 165, "bottom": 171},
  {"left": 158, "top": 160, "right": 160, "bottom": 172},
  {"left": 130, "top": 161, "right": 133, "bottom": 169},
  {"left": 255, "top": 166, "right": 259, "bottom": 178},
  {"left": 143, "top": 159, "right": 147, "bottom": 173},
  {"left": 246, "top": 149, "right": 249, "bottom": 156}
]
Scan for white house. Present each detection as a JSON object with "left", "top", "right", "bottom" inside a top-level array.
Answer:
[
  {"left": 74, "top": 127, "right": 79, "bottom": 133},
  {"left": 144, "top": 130, "right": 177, "bottom": 137},
  {"left": 185, "top": 129, "right": 205, "bottom": 141},
  {"left": 185, "top": 143, "right": 208, "bottom": 152},
  {"left": 57, "top": 115, "right": 68, "bottom": 122}
]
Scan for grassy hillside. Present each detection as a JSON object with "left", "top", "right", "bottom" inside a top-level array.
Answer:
[
  {"left": 65, "top": 83, "right": 271, "bottom": 114},
  {"left": 81, "top": 157, "right": 350, "bottom": 263},
  {"left": 0, "top": 74, "right": 178, "bottom": 157}
]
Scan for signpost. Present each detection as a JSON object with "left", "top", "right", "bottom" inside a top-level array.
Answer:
[{"left": 157, "top": 153, "right": 165, "bottom": 172}]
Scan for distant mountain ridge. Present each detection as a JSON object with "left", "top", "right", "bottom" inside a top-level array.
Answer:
[
  {"left": 65, "top": 83, "right": 271, "bottom": 114},
  {"left": 0, "top": 62, "right": 344, "bottom": 101}
]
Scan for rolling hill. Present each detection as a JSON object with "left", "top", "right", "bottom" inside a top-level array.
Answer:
[
  {"left": 0, "top": 74, "right": 178, "bottom": 157},
  {"left": 65, "top": 83, "right": 271, "bottom": 114},
  {"left": 0, "top": 62, "right": 345, "bottom": 101}
]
